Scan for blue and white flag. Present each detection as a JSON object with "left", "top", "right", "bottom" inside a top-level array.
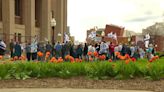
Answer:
[
  {"left": 107, "top": 32, "right": 113, "bottom": 38},
  {"left": 112, "top": 33, "right": 117, "bottom": 40},
  {"left": 88, "top": 31, "right": 96, "bottom": 39},
  {"left": 64, "top": 33, "right": 70, "bottom": 43},
  {"left": 107, "top": 32, "right": 117, "bottom": 40}
]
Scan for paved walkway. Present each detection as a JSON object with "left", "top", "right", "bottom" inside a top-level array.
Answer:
[{"left": 0, "top": 88, "right": 153, "bottom": 92}]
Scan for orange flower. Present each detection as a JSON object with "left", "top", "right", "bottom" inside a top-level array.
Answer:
[
  {"left": 46, "top": 52, "right": 51, "bottom": 56},
  {"left": 0, "top": 56, "right": 3, "bottom": 59},
  {"left": 37, "top": 51, "right": 44, "bottom": 57},
  {"left": 125, "top": 60, "right": 130, "bottom": 64},
  {"left": 120, "top": 56, "right": 126, "bottom": 60},
  {"left": 89, "top": 58, "right": 93, "bottom": 61},
  {"left": 93, "top": 51, "right": 99, "bottom": 57},
  {"left": 70, "top": 59, "right": 75, "bottom": 63},
  {"left": 14, "top": 56, "right": 18, "bottom": 60},
  {"left": 45, "top": 55, "right": 49, "bottom": 58},
  {"left": 131, "top": 58, "right": 136, "bottom": 62},
  {"left": 152, "top": 57, "right": 156, "bottom": 61},
  {"left": 57, "top": 57, "right": 63, "bottom": 63},
  {"left": 125, "top": 54, "right": 130, "bottom": 59},
  {"left": 149, "top": 59, "right": 153, "bottom": 63},
  {"left": 19, "top": 57, "right": 22, "bottom": 60},
  {"left": 18, "top": 55, "right": 26, "bottom": 60},
  {"left": 65, "top": 55, "right": 70, "bottom": 60},
  {"left": 70, "top": 57, "right": 75, "bottom": 62},
  {"left": 87, "top": 52, "right": 93, "bottom": 56},
  {"left": 98, "top": 55, "right": 106, "bottom": 60},
  {"left": 117, "top": 55, "right": 121, "bottom": 59},
  {"left": 115, "top": 52, "right": 120, "bottom": 56},
  {"left": 79, "top": 59, "right": 82, "bottom": 62},
  {"left": 154, "top": 55, "right": 159, "bottom": 59},
  {"left": 10, "top": 58, "right": 14, "bottom": 61},
  {"left": 75, "top": 58, "right": 79, "bottom": 62},
  {"left": 50, "top": 57, "right": 57, "bottom": 62},
  {"left": 108, "top": 59, "right": 112, "bottom": 62}
]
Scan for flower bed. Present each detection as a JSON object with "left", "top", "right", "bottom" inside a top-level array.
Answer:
[{"left": 0, "top": 58, "right": 163, "bottom": 80}]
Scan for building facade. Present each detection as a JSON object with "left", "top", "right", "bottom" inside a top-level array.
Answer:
[
  {"left": 104, "top": 24, "right": 124, "bottom": 37},
  {"left": 0, "top": 0, "right": 67, "bottom": 45}
]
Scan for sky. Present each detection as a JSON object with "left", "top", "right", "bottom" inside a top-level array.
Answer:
[{"left": 68, "top": 0, "right": 164, "bottom": 42}]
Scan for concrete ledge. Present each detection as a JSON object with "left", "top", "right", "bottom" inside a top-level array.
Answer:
[{"left": 0, "top": 88, "right": 153, "bottom": 92}]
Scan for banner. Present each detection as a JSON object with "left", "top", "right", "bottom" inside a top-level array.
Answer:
[{"left": 64, "top": 33, "right": 70, "bottom": 43}]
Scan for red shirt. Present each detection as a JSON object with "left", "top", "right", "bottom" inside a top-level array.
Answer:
[{"left": 109, "top": 44, "right": 115, "bottom": 53}]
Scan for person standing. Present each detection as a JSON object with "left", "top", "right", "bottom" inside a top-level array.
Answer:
[
  {"left": 31, "top": 40, "right": 38, "bottom": 61},
  {"left": 46, "top": 41, "right": 52, "bottom": 57},
  {"left": 25, "top": 42, "right": 31, "bottom": 61},
  {"left": 76, "top": 44, "right": 83, "bottom": 59},
  {"left": 109, "top": 42, "right": 115, "bottom": 60},
  {"left": 0, "top": 40, "right": 6, "bottom": 55},
  {"left": 55, "top": 42, "right": 62, "bottom": 59},
  {"left": 62, "top": 41, "right": 70, "bottom": 58},
  {"left": 9, "top": 39, "right": 15, "bottom": 58},
  {"left": 14, "top": 42, "right": 22, "bottom": 58},
  {"left": 83, "top": 43, "right": 88, "bottom": 60},
  {"left": 146, "top": 44, "right": 154, "bottom": 60},
  {"left": 95, "top": 43, "right": 100, "bottom": 53},
  {"left": 99, "top": 41, "right": 108, "bottom": 55}
]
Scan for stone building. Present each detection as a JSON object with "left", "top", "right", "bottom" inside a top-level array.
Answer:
[{"left": 0, "top": 0, "right": 67, "bottom": 45}]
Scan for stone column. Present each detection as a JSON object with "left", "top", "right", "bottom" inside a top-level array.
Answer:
[
  {"left": 2, "top": 0, "right": 15, "bottom": 45},
  {"left": 56, "top": 0, "right": 64, "bottom": 43},
  {"left": 0, "top": 0, "right": 2, "bottom": 21},
  {"left": 63, "top": 0, "right": 67, "bottom": 35},
  {"left": 40, "top": 0, "right": 51, "bottom": 42},
  {"left": 24, "top": 0, "right": 35, "bottom": 42}
]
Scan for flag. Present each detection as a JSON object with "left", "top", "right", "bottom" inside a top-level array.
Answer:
[
  {"left": 107, "top": 32, "right": 113, "bottom": 38},
  {"left": 64, "top": 33, "right": 70, "bottom": 43},
  {"left": 144, "top": 34, "right": 150, "bottom": 48},
  {"left": 107, "top": 32, "right": 117, "bottom": 40},
  {"left": 88, "top": 31, "right": 96, "bottom": 39},
  {"left": 112, "top": 33, "right": 117, "bottom": 40}
]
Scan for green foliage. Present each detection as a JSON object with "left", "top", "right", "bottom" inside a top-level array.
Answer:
[{"left": 0, "top": 58, "right": 163, "bottom": 80}]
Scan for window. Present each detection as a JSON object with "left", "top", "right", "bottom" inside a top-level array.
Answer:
[{"left": 15, "top": 0, "right": 20, "bottom": 16}]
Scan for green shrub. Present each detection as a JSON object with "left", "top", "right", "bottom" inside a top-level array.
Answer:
[{"left": 0, "top": 58, "right": 163, "bottom": 80}]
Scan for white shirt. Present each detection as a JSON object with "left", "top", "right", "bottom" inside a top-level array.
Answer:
[
  {"left": 0, "top": 41, "right": 6, "bottom": 50},
  {"left": 88, "top": 45, "right": 96, "bottom": 53}
]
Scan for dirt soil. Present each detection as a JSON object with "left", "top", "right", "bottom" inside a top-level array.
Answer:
[{"left": 0, "top": 77, "right": 163, "bottom": 92}]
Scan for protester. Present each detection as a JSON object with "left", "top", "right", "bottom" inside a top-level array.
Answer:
[
  {"left": 95, "top": 43, "right": 100, "bottom": 53},
  {"left": 88, "top": 44, "right": 96, "bottom": 53},
  {"left": 109, "top": 42, "right": 115, "bottom": 60},
  {"left": 25, "top": 42, "right": 31, "bottom": 61},
  {"left": 31, "top": 40, "right": 38, "bottom": 61},
  {"left": 14, "top": 42, "right": 22, "bottom": 58},
  {"left": 99, "top": 41, "right": 108, "bottom": 55},
  {"left": 46, "top": 41, "right": 52, "bottom": 58},
  {"left": 9, "top": 39, "right": 15, "bottom": 58},
  {"left": 76, "top": 44, "right": 83, "bottom": 59},
  {"left": 55, "top": 42, "right": 62, "bottom": 58},
  {"left": 139, "top": 47, "right": 145, "bottom": 59},
  {"left": 146, "top": 44, "right": 154, "bottom": 60},
  {"left": 83, "top": 43, "right": 88, "bottom": 60},
  {"left": 0, "top": 40, "right": 6, "bottom": 55}
]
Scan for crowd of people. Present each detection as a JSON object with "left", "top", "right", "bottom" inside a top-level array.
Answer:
[{"left": 0, "top": 38, "right": 157, "bottom": 61}]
